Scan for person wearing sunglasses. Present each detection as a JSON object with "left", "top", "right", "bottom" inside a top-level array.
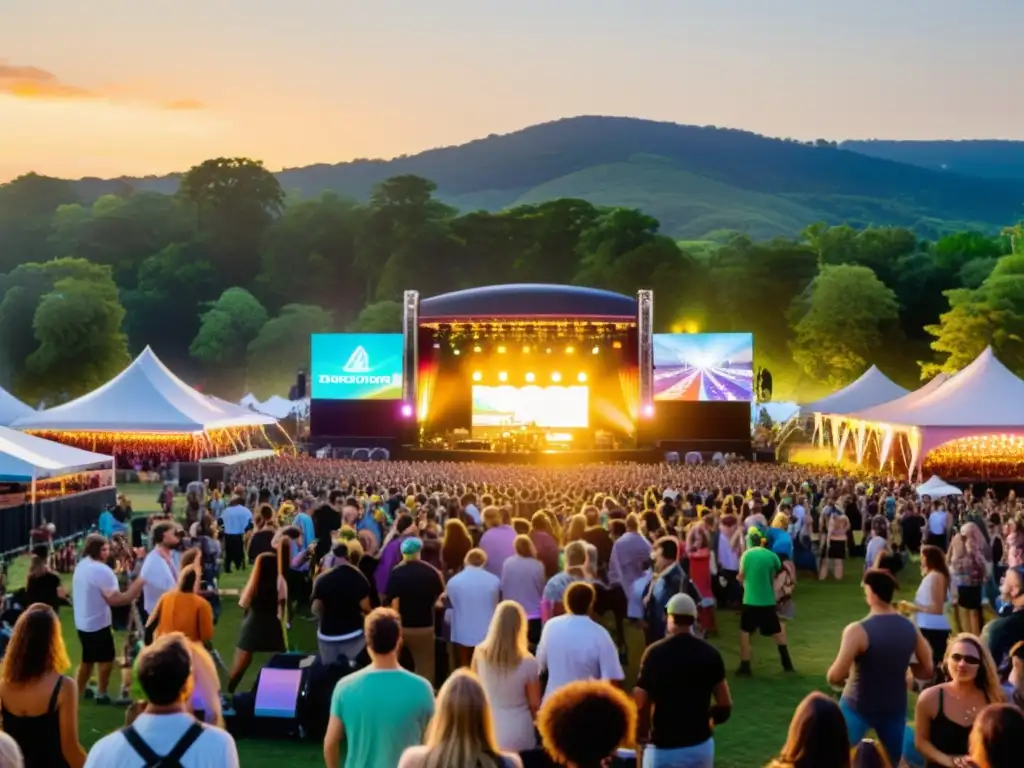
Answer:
[{"left": 913, "top": 633, "right": 1005, "bottom": 768}]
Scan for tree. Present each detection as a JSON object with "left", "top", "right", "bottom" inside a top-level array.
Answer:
[
  {"left": 348, "top": 300, "right": 402, "bottom": 333},
  {"left": 246, "top": 304, "right": 335, "bottom": 397},
  {"left": 190, "top": 288, "right": 269, "bottom": 374},
  {"left": 1003, "top": 222, "right": 1024, "bottom": 255},
  {"left": 790, "top": 264, "right": 900, "bottom": 386},
  {"left": 0, "top": 173, "right": 78, "bottom": 271}
]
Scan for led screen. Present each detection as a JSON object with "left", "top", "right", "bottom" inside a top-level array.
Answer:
[
  {"left": 471, "top": 385, "right": 589, "bottom": 428},
  {"left": 310, "top": 333, "right": 403, "bottom": 400},
  {"left": 653, "top": 333, "right": 754, "bottom": 402}
]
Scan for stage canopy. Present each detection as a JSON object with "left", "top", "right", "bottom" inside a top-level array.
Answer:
[
  {"left": 420, "top": 284, "right": 637, "bottom": 322},
  {"left": 0, "top": 426, "right": 113, "bottom": 482},
  {"left": 916, "top": 475, "right": 963, "bottom": 498},
  {"left": 0, "top": 385, "right": 33, "bottom": 427},
  {"left": 11, "top": 347, "right": 278, "bottom": 433}
]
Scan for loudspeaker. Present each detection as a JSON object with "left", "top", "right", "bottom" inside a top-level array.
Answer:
[
  {"left": 757, "top": 368, "right": 773, "bottom": 402},
  {"left": 293, "top": 370, "right": 307, "bottom": 401}
]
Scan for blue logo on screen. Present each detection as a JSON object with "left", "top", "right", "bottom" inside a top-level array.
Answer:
[{"left": 311, "top": 334, "right": 403, "bottom": 400}]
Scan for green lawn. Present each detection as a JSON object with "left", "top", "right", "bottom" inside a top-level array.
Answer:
[{"left": 7, "top": 484, "right": 888, "bottom": 768}]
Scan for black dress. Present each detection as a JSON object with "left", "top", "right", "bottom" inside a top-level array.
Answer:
[
  {"left": 1, "top": 677, "right": 70, "bottom": 768},
  {"left": 926, "top": 688, "right": 978, "bottom": 768}
]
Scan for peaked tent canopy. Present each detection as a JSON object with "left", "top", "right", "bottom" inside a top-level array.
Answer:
[
  {"left": 849, "top": 372, "right": 952, "bottom": 424},
  {"left": 11, "top": 347, "right": 278, "bottom": 433},
  {"left": 0, "top": 385, "right": 33, "bottom": 427},
  {"left": 915, "top": 475, "right": 963, "bottom": 498},
  {"left": 802, "top": 366, "right": 909, "bottom": 416},
  {"left": 0, "top": 426, "right": 113, "bottom": 482}
]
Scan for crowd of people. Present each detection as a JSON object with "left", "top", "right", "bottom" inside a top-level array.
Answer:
[{"left": 1, "top": 455, "right": 1024, "bottom": 767}]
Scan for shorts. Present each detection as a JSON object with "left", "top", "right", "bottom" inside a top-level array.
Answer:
[
  {"left": 957, "top": 585, "right": 982, "bottom": 610},
  {"left": 827, "top": 540, "right": 847, "bottom": 560},
  {"left": 78, "top": 626, "right": 116, "bottom": 664},
  {"left": 740, "top": 605, "right": 781, "bottom": 636}
]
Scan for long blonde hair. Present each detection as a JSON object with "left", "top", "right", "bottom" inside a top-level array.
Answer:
[
  {"left": 944, "top": 633, "right": 1005, "bottom": 703},
  {"left": 420, "top": 670, "right": 503, "bottom": 768},
  {"left": 473, "top": 601, "right": 530, "bottom": 675}
]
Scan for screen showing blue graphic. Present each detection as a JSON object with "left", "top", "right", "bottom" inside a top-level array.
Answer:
[
  {"left": 310, "top": 333, "right": 403, "bottom": 400},
  {"left": 653, "top": 333, "right": 754, "bottom": 402}
]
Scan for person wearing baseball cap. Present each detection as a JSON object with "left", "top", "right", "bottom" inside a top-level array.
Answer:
[
  {"left": 383, "top": 536, "right": 444, "bottom": 687},
  {"left": 634, "top": 592, "right": 731, "bottom": 767}
]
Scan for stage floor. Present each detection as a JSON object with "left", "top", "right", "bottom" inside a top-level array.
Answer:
[{"left": 395, "top": 446, "right": 665, "bottom": 465}]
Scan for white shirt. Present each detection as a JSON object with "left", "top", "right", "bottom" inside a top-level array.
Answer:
[
  {"left": 84, "top": 713, "right": 239, "bottom": 768},
  {"left": 446, "top": 565, "right": 501, "bottom": 647},
  {"left": 72, "top": 556, "right": 119, "bottom": 632},
  {"left": 464, "top": 504, "right": 482, "bottom": 526},
  {"left": 792, "top": 505, "right": 807, "bottom": 536},
  {"left": 140, "top": 548, "right": 178, "bottom": 614},
  {"left": 537, "top": 614, "right": 624, "bottom": 702}
]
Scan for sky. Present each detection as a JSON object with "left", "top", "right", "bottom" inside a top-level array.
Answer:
[{"left": 2, "top": 0, "right": 1022, "bottom": 182}]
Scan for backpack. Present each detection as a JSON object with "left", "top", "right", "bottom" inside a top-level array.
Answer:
[{"left": 121, "top": 721, "right": 204, "bottom": 767}]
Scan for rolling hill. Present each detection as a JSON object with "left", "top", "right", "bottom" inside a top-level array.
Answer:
[
  {"left": 70, "top": 116, "right": 1024, "bottom": 240},
  {"left": 842, "top": 139, "right": 1024, "bottom": 180}
]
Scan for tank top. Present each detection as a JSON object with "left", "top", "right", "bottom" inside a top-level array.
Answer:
[
  {"left": 842, "top": 613, "right": 918, "bottom": 717},
  {"left": 926, "top": 688, "right": 980, "bottom": 767},
  {"left": 0, "top": 676, "right": 70, "bottom": 768}
]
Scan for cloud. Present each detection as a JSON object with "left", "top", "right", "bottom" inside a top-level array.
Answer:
[{"left": 0, "top": 59, "right": 204, "bottom": 110}]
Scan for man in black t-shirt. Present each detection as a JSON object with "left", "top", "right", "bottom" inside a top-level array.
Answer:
[
  {"left": 634, "top": 593, "right": 732, "bottom": 768},
  {"left": 385, "top": 538, "right": 444, "bottom": 687},
  {"left": 311, "top": 542, "right": 372, "bottom": 666},
  {"left": 312, "top": 490, "right": 343, "bottom": 564}
]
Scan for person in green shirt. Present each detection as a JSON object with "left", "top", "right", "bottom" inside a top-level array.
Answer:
[
  {"left": 737, "top": 527, "right": 794, "bottom": 676},
  {"left": 324, "top": 608, "right": 435, "bottom": 768}
]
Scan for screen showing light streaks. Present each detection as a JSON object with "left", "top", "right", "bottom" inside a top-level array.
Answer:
[{"left": 653, "top": 333, "right": 754, "bottom": 402}]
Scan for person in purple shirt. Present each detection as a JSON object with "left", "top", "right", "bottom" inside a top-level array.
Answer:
[
  {"left": 375, "top": 512, "right": 417, "bottom": 597},
  {"left": 609, "top": 514, "right": 654, "bottom": 597},
  {"left": 479, "top": 506, "right": 517, "bottom": 578}
]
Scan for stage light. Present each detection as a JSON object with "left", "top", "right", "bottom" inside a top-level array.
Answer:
[
  {"left": 642, "top": 404, "right": 655, "bottom": 418},
  {"left": 472, "top": 371, "right": 482, "bottom": 382},
  {"left": 400, "top": 404, "right": 413, "bottom": 418},
  {"left": 551, "top": 372, "right": 562, "bottom": 383},
  {"left": 525, "top": 372, "right": 536, "bottom": 383},
  {"left": 612, "top": 341, "right": 623, "bottom": 349},
  {"left": 453, "top": 349, "right": 461, "bottom": 356},
  {"left": 577, "top": 372, "right": 587, "bottom": 383},
  {"left": 432, "top": 342, "right": 441, "bottom": 349},
  {"left": 498, "top": 371, "right": 508, "bottom": 382},
  {"left": 473, "top": 345, "right": 482, "bottom": 353},
  {"left": 591, "top": 346, "right": 600, "bottom": 355},
  {"left": 497, "top": 345, "right": 507, "bottom": 354},
  {"left": 545, "top": 347, "right": 552, "bottom": 354},
  {"left": 523, "top": 345, "right": 531, "bottom": 353},
  {"left": 566, "top": 346, "right": 575, "bottom": 355}
]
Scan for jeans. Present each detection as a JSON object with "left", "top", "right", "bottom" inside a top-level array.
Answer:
[
  {"left": 642, "top": 739, "right": 714, "bottom": 768},
  {"left": 318, "top": 635, "right": 366, "bottom": 667},
  {"left": 840, "top": 698, "right": 907, "bottom": 765}
]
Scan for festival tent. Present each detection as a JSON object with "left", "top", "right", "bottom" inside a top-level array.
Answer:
[
  {"left": 802, "top": 366, "right": 909, "bottom": 451},
  {"left": 11, "top": 347, "right": 278, "bottom": 433},
  {"left": 915, "top": 475, "right": 963, "bottom": 498},
  {"left": 0, "top": 426, "right": 113, "bottom": 482},
  {"left": 0, "top": 385, "right": 33, "bottom": 427}
]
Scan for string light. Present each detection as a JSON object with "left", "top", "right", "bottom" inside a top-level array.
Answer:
[{"left": 551, "top": 372, "right": 562, "bottom": 383}]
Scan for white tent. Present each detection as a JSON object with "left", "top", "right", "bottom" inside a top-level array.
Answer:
[
  {"left": 0, "top": 385, "right": 33, "bottom": 427},
  {"left": 238, "top": 394, "right": 308, "bottom": 420},
  {"left": 0, "top": 425, "right": 113, "bottom": 482},
  {"left": 915, "top": 475, "right": 963, "bottom": 498},
  {"left": 802, "top": 366, "right": 909, "bottom": 455},
  {"left": 11, "top": 347, "right": 278, "bottom": 433}
]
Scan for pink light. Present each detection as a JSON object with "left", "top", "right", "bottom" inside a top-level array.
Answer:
[
  {"left": 400, "top": 404, "right": 414, "bottom": 418},
  {"left": 642, "top": 404, "right": 655, "bottom": 418}
]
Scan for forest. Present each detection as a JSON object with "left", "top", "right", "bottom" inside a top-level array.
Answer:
[{"left": 0, "top": 157, "right": 1022, "bottom": 405}]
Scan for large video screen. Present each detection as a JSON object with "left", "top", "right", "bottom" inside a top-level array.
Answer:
[
  {"left": 472, "top": 385, "right": 588, "bottom": 428},
  {"left": 310, "top": 333, "right": 403, "bottom": 400},
  {"left": 653, "top": 333, "right": 753, "bottom": 402}
]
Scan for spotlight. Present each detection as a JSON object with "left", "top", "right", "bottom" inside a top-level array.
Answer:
[
  {"left": 545, "top": 347, "right": 552, "bottom": 354},
  {"left": 551, "top": 372, "right": 562, "bottom": 383},
  {"left": 498, "top": 371, "right": 508, "bottom": 382},
  {"left": 453, "top": 348, "right": 461, "bottom": 356},
  {"left": 577, "top": 372, "right": 587, "bottom": 383},
  {"left": 565, "top": 346, "right": 575, "bottom": 354},
  {"left": 400, "top": 404, "right": 413, "bottom": 418},
  {"left": 472, "top": 371, "right": 482, "bottom": 382},
  {"left": 525, "top": 372, "right": 536, "bottom": 383},
  {"left": 642, "top": 404, "right": 655, "bottom": 418},
  {"left": 473, "top": 345, "right": 482, "bottom": 353},
  {"left": 432, "top": 342, "right": 440, "bottom": 349},
  {"left": 522, "top": 345, "right": 531, "bottom": 353},
  {"left": 591, "top": 346, "right": 600, "bottom": 355},
  {"left": 612, "top": 341, "right": 622, "bottom": 349},
  {"left": 497, "top": 345, "right": 506, "bottom": 354}
]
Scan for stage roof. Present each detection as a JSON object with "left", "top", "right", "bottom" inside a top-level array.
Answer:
[{"left": 419, "top": 284, "right": 636, "bottom": 322}]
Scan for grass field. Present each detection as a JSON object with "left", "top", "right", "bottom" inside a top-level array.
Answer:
[{"left": 6, "top": 484, "right": 895, "bottom": 768}]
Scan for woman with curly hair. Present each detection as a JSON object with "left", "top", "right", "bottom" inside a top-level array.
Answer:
[
  {"left": 442, "top": 518, "right": 474, "bottom": 580},
  {"left": 536, "top": 679, "right": 636, "bottom": 768},
  {"left": 398, "top": 669, "right": 521, "bottom": 767},
  {"left": 0, "top": 604, "right": 87, "bottom": 768}
]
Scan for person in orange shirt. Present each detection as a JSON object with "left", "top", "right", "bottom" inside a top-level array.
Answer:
[{"left": 146, "top": 566, "right": 215, "bottom": 645}]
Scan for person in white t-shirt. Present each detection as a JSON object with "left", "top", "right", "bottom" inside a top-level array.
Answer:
[
  {"left": 446, "top": 548, "right": 502, "bottom": 667},
  {"left": 537, "top": 581, "right": 624, "bottom": 703},
  {"left": 72, "top": 534, "right": 145, "bottom": 705},
  {"left": 140, "top": 522, "right": 181, "bottom": 620},
  {"left": 84, "top": 633, "right": 239, "bottom": 768}
]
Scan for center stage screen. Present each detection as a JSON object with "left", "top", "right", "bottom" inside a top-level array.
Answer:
[
  {"left": 310, "top": 333, "right": 403, "bottom": 400},
  {"left": 653, "top": 333, "right": 754, "bottom": 402},
  {"left": 472, "top": 385, "right": 588, "bottom": 428}
]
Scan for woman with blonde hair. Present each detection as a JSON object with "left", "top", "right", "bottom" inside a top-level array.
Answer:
[
  {"left": 472, "top": 601, "right": 542, "bottom": 753},
  {"left": 398, "top": 669, "right": 522, "bottom": 767},
  {"left": 0, "top": 604, "right": 87, "bottom": 768},
  {"left": 564, "top": 514, "right": 587, "bottom": 546}
]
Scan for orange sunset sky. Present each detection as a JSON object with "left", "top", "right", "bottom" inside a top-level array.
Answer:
[{"left": 2, "top": 0, "right": 1022, "bottom": 183}]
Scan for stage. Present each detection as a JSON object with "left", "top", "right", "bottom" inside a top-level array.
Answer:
[{"left": 396, "top": 446, "right": 664, "bottom": 465}]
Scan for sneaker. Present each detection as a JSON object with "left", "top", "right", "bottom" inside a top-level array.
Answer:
[
  {"left": 736, "top": 662, "right": 752, "bottom": 678},
  {"left": 94, "top": 693, "right": 112, "bottom": 705},
  {"left": 84, "top": 685, "right": 97, "bottom": 700},
  {"left": 113, "top": 693, "right": 133, "bottom": 706}
]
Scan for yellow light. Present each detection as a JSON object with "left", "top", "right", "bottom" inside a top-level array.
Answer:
[
  {"left": 453, "top": 348, "right": 461, "bottom": 356},
  {"left": 473, "top": 345, "right": 482, "bottom": 353},
  {"left": 577, "top": 372, "right": 587, "bottom": 383},
  {"left": 545, "top": 347, "right": 552, "bottom": 354},
  {"left": 497, "top": 346, "right": 506, "bottom": 354},
  {"left": 525, "top": 372, "right": 536, "bottom": 383},
  {"left": 472, "top": 371, "right": 482, "bottom": 382},
  {"left": 498, "top": 371, "right": 508, "bottom": 382},
  {"left": 566, "top": 346, "right": 575, "bottom": 355},
  {"left": 522, "top": 346, "right": 531, "bottom": 353},
  {"left": 591, "top": 346, "right": 600, "bottom": 355},
  {"left": 612, "top": 341, "right": 623, "bottom": 349},
  {"left": 551, "top": 372, "right": 562, "bottom": 383}
]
